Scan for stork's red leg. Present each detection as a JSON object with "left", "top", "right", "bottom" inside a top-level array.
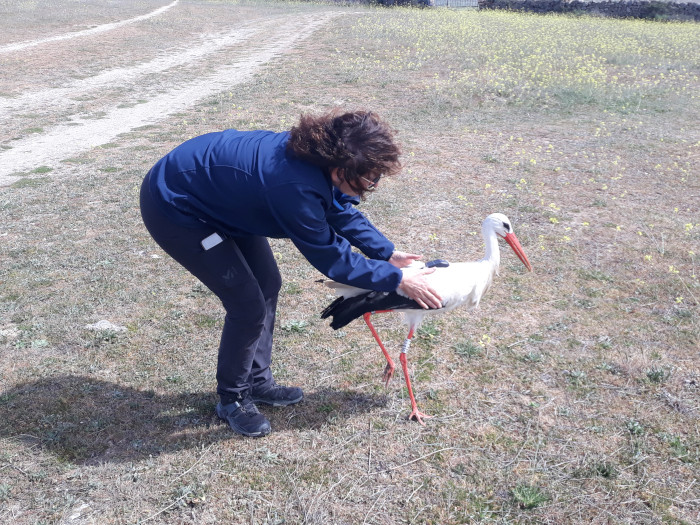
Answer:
[
  {"left": 399, "top": 326, "right": 432, "bottom": 425},
  {"left": 363, "top": 312, "right": 395, "bottom": 386}
]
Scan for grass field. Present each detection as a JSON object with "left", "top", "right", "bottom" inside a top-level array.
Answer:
[{"left": 1, "top": 1, "right": 698, "bottom": 523}]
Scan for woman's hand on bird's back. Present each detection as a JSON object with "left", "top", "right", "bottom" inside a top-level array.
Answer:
[
  {"left": 388, "top": 251, "right": 423, "bottom": 268},
  {"left": 398, "top": 270, "right": 443, "bottom": 310}
]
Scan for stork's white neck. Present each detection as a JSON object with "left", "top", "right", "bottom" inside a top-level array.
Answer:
[{"left": 481, "top": 225, "right": 501, "bottom": 274}]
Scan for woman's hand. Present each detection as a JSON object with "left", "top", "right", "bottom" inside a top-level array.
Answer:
[
  {"left": 388, "top": 251, "right": 422, "bottom": 269},
  {"left": 398, "top": 269, "right": 443, "bottom": 310}
]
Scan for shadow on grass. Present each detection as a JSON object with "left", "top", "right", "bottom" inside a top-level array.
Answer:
[{"left": 0, "top": 375, "right": 388, "bottom": 464}]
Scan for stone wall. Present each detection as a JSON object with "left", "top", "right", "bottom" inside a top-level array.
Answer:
[{"left": 477, "top": 0, "right": 700, "bottom": 21}]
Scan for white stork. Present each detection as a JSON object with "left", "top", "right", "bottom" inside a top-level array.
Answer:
[{"left": 321, "top": 213, "right": 533, "bottom": 424}]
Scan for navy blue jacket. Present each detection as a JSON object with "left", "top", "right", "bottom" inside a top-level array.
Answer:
[{"left": 147, "top": 129, "right": 403, "bottom": 292}]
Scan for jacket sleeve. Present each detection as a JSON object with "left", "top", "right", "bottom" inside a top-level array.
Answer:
[
  {"left": 265, "top": 184, "right": 402, "bottom": 292},
  {"left": 325, "top": 189, "right": 395, "bottom": 261}
]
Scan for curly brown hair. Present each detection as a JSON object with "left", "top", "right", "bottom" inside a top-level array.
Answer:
[{"left": 286, "top": 109, "right": 402, "bottom": 198}]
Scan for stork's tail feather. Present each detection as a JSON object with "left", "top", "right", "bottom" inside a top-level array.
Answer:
[
  {"left": 321, "top": 293, "right": 372, "bottom": 329},
  {"left": 321, "top": 291, "right": 423, "bottom": 330}
]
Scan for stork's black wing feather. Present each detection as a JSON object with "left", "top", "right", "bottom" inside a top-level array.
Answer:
[
  {"left": 321, "top": 291, "right": 422, "bottom": 330},
  {"left": 320, "top": 296, "right": 345, "bottom": 319}
]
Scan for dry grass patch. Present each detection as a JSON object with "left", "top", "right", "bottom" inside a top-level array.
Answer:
[{"left": 1, "top": 1, "right": 698, "bottom": 524}]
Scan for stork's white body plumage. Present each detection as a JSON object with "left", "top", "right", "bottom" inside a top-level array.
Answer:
[
  {"left": 325, "top": 213, "right": 517, "bottom": 327},
  {"left": 326, "top": 258, "right": 496, "bottom": 328},
  {"left": 321, "top": 213, "right": 532, "bottom": 424}
]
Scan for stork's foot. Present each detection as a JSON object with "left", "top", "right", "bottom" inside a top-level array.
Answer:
[
  {"left": 382, "top": 362, "right": 395, "bottom": 386},
  {"left": 408, "top": 408, "right": 432, "bottom": 426}
]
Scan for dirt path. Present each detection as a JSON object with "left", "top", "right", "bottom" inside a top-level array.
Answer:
[
  {"left": 0, "top": 19, "right": 272, "bottom": 117},
  {"left": 0, "top": 3, "right": 340, "bottom": 186},
  {"left": 0, "top": 0, "right": 180, "bottom": 54}
]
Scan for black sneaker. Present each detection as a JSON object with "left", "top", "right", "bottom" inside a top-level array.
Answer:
[
  {"left": 216, "top": 398, "right": 271, "bottom": 437},
  {"left": 251, "top": 382, "right": 304, "bottom": 407}
]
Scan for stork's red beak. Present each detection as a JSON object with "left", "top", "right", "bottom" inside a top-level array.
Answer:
[{"left": 503, "top": 233, "right": 533, "bottom": 272}]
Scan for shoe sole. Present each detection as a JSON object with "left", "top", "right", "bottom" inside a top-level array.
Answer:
[
  {"left": 250, "top": 393, "right": 304, "bottom": 407},
  {"left": 216, "top": 404, "right": 271, "bottom": 437}
]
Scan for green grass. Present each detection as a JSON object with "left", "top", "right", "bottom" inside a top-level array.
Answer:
[
  {"left": 512, "top": 483, "right": 549, "bottom": 509},
  {"left": 10, "top": 176, "right": 50, "bottom": 188},
  {"left": 453, "top": 340, "right": 482, "bottom": 359}
]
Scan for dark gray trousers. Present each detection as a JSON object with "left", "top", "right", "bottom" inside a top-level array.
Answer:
[{"left": 140, "top": 177, "right": 282, "bottom": 403}]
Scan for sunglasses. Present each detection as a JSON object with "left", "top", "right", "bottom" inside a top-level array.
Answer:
[{"left": 360, "top": 173, "right": 382, "bottom": 191}]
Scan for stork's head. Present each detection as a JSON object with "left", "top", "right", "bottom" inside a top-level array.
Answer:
[{"left": 483, "top": 213, "right": 533, "bottom": 272}]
